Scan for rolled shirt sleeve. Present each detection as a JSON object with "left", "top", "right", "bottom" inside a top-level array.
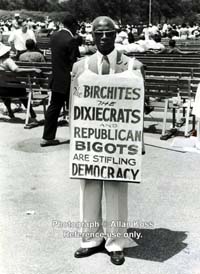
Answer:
[{"left": 4, "top": 58, "right": 18, "bottom": 71}]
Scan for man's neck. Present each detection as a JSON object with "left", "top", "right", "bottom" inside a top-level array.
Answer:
[{"left": 98, "top": 46, "right": 115, "bottom": 56}]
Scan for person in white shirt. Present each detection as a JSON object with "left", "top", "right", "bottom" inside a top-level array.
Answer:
[{"left": 8, "top": 19, "right": 36, "bottom": 58}]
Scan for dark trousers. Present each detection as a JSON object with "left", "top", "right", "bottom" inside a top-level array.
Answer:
[
  {"left": 3, "top": 98, "right": 36, "bottom": 118},
  {"left": 42, "top": 91, "right": 68, "bottom": 140},
  {"left": 0, "top": 87, "right": 36, "bottom": 118}
]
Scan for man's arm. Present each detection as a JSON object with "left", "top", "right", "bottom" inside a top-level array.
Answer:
[{"left": 8, "top": 31, "right": 15, "bottom": 44}]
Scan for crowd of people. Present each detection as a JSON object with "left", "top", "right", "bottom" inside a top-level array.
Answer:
[
  {"left": 1, "top": 13, "right": 200, "bottom": 54},
  {"left": 0, "top": 12, "right": 199, "bottom": 119},
  {"left": 0, "top": 13, "right": 199, "bottom": 123}
]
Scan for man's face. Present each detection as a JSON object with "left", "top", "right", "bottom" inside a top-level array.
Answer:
[
  {"left": 21, "top": 23, "right": 28, "bottom": 33},
  {"left": 92, "top": 19, "right": 116, "bottom": 55}
]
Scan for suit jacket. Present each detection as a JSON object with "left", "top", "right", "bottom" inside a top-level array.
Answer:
[
  {"left": 50, "top": 29, "right": 80, "bottom": 95},
  {"left": 71, "top": 50, "right": 143, "bottom": 78}
]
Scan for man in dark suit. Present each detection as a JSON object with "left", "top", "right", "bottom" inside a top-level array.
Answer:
[
  {"left": 40, "top": 13, "right": 80, "bottom": 147},
  {"left": 71, "top": 16, "right": 144, "bottom": 266}
]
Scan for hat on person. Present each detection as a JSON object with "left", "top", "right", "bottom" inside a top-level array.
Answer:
[{"left": 0, "top": 43, "right": 11, "bottom": 57}]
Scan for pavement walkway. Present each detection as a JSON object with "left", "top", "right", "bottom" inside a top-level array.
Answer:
[{"left": 0, "top": 106, "right": 200, "bottom": 274}]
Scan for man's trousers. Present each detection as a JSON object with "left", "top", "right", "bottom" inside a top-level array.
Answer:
[
  {"left": 79, "top": 179, "right": 136, "bottom": 252},
  {"left": 42, "top": 92, "right": 68, "bottom": 140}
]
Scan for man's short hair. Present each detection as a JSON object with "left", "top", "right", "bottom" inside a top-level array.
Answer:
[
  {"left": 25, "top": 39, "right": 36, "bottom": 50},
  {"left": 18, "top": 19, "right": 27, "bottom": 27},
  {"left": 62, "top": 13, "right": 78, "bottom": 28}
]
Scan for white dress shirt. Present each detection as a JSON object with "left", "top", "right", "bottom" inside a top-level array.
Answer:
[
  {"left": 8, "top": 29, "right": 36, "bottom": 51},
  {"left": 96, "top": 48, "right": 117, "bottom": 75}
]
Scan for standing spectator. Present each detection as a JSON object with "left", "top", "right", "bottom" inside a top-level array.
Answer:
[
  {"left": 40, "top": 13, "right": 80, "bottom": 147},
  {"left": 19, "top": 39, "right": 45, "bottom": 62},
  {"left": 11, "top": 13, "right": 20, "bottom": 29},
  {"left": 8, "top": 19, "right": 36, "bottom": 58}
]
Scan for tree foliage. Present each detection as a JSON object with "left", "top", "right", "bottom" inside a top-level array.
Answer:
[{"left": 1, "top": 0, "right": 200, "bottom": 25}]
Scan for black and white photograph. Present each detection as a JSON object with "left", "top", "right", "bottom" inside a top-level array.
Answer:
[{"left": 0, "top": 1, "right": 200, "bottom": 273}]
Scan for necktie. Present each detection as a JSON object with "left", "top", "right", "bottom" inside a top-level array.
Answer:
[{"left": 101, "top": 55, "right": 110, "bottom": 75}]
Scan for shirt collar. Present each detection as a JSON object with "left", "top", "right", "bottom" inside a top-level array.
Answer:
[
  {"left": 96, "top": 48, "right": 117, "bottom": 74},
  {"left": 61, "top": 27, "right": 74, "bottom": 37},
  {"left": 97, "top": 48, "right": 117, "bottom": 63}
]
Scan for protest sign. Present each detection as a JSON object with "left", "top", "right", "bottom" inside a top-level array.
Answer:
[{"left": 70, "top": 70, "right": 144, "bottom": 183}]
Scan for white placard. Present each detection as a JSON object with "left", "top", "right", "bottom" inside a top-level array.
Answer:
[{"left": 70, "top": 71, "right": 144, "bottom": 183}]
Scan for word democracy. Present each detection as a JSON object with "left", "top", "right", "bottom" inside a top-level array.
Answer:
[
  {"left": 83, "top": 85, "right": 141, "bottom": 100},
  {"left": 72, "top": 163, "right": 139, "bottom": 180}
]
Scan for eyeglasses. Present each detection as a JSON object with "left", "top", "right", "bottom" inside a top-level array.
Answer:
[{"left": 93, "top": 30, "right": 116, "bottom": 38}]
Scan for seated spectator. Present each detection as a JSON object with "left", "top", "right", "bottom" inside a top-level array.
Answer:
[
  {"left": 163, "top": 39, "right": 200, "bottom": 54},
  {"left": 128, "top": 26, "right": 135, "bottom": 43},
  {"left": 115, "top": 42, "right": 145, "bottom": 54},
  {"left": 117, "top": 27, "right": 129, "bottom": 44},
  {"left": 147, "top": 33, "right": 165, "bottom": 52},
  {"left": 19, "top": 39, "right": 45, "bottom": 62},
  {"left": 115, "top": 28, "right": 124, "bottom": 44},
  {"left": 0, "top": 42, "right": 41, "bottom": 119},
  {"left": 189, "top": 27, "right": 200, "bottom": 39},
  {"left": 179, "top": 23, "right": 189, "bottom": 39},
  {"left": 134, "top": 33, "right": 149, "bottom": 51},
  {"left": 168, "top": 24, "right": 179, "bottom": 39}
]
